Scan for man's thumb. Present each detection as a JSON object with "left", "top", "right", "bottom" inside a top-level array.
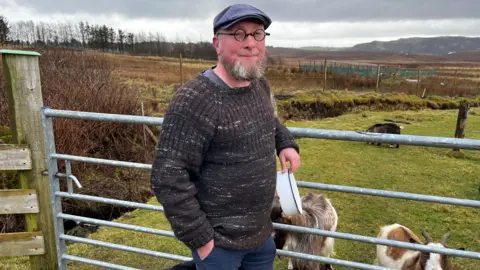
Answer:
[{"left": 280, "top": 154, "right": 287, "bottom": 172}]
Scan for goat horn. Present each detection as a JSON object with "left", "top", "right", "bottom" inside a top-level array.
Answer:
[
  {"left": 422, "top": 231, "right": 433, "bottom": 243},
  {"left": 441, "top": 232, "right": 451, "bottom": 246}
]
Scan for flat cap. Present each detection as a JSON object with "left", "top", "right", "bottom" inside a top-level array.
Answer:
[{"left": 213, "top": 4, "right": 272, "bottom": 34}]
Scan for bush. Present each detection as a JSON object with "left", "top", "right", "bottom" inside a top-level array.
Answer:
[
  {"left": 0, "top": 48, "right": 157, "bottom": 231},
  {"left": 276, "top": 91, "right": 480, "bottom": 121}
]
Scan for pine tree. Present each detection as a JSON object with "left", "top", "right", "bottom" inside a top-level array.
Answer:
[{"left": 0, "top": 15, "right": 10, "bottom": 43}]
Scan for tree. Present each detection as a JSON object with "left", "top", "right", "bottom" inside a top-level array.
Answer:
[
  {"left": 35, "top": 22, "right": 47, "bottom": 44},
  {"left": 117, "top": 29, "right": 125, "bottom": 52},
  {"left": 79, "top": 21, "right": 85, "bottom": 47},
  {"left": 127, "top": 32, "right": 135, "bottom": 53},
  {"left": 108, "top": 27, "right": 115, "bottom": 51},
  {"left": 0, "top": 15, "right": 221, "bottom": 60},
  {"left": 0, "top": 15, "right": 10, "bottom": 43}
]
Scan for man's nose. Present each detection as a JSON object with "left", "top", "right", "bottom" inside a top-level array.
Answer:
[{"left": 244, "top": 34, "right": 257, "bottom": 48}]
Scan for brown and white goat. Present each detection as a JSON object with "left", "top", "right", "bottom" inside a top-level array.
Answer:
[
  {"left": 273, "top": 192, "right": 338, "bottom": 270},
  {"left": 376, "top": 223, "right": 462, "bottom": 270}
]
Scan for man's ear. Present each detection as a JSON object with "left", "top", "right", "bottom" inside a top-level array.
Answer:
[{"left": 213, "top": 36, "right": 221, "bottom": 55}]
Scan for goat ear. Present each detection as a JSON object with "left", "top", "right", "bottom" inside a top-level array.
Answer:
[{"left": 409, "top": 237, "right": 421, "bottom": 244}]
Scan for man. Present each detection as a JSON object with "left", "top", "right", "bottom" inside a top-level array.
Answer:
[{"left": 151, "top": 4, "right": 300, "bottom": 270}]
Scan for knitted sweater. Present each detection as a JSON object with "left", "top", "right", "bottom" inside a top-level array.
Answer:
[{"left": 150, "top": 73, "right": 299, "bottom": 251}]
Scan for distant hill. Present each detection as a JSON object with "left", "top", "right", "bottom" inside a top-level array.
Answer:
[
  {"left": 266, "top": 45, "right": 480, "bottom": 65},
  {"left": 300, "top": 46, "right": 349, "bottom": 52},
  {"left": 266, "top": 36, "right": 480, "bottom": 64},
  {"left": 351, "top": 36, "right": 480, "bottom": 55}
]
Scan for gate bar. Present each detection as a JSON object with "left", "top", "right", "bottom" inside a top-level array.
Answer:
[
  {"left": 56, "top": 192, "right": 164, "bottom": 212},
  {"left": 43, "top": 108, "right": 164, "bottom": 126},
  {"left": 43, "top": 108, "right": 480, "bottom": 150},
  {"left": 52, "top": 153, "right": 480, "bottom": 209},
  {"left": 58, "top": 213, "right": 175, "bottom": 238},
  {"left": 51, "top": 154, "right": 151, "bottom": 170},
  {"left": 276, "top": 250, "right": 391, "bottom": 270},
  {"left": 62, "top": 255, "right": 140, "bottom": 270},
  {"left": 56, "top": 192, "right": 479, "bottom": 259},
  {"left": 60, "top": 234, "right": 191, "bottom": 262},
  {"left": 273, "top": 223, "right": 480, "bottom": 259},
  {"left": 288, "top": 127, "right": 480, "bottom": 150},
  {"left": 297, "top": 181, "right": 480, "bottom": 208},
  {"left": 58, "top": 216, "right": 391, "bottom": 270}
]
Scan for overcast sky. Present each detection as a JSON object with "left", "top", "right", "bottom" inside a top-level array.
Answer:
[{"left": 2, "top": 0, "right": 480, "bottom": 47}]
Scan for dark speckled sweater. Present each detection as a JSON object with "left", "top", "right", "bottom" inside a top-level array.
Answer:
[{"left": 150, "top": 73, "right": 299, "bottom": 251}]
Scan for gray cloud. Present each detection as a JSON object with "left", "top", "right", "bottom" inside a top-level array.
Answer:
[{"left": 12, "top": 0, "right": 480, "bottom": 22}]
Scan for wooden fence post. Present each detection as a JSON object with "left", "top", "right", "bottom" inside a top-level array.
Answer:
[
  {"left": 323, "top": 58, "right": 327, "bottom": 92},
  {"left": 376, "top": 64, "right": 381, "bottom": 92},
  {"left": 179, "top": 52, "right": 183, "bottom": 85},
  {"left": 453, "top": 101, "right": 470, "bottom": 151},
  {"left": 416, "top": 69, "right": 421, "bottom": 95},
  {"left": 1, "top": 49, "right": 58, "bottom": 269},
  {"left": 141, "top": 102, "right": 146, "bottom": 146},
  {"left": 453, "top": 70, "right": 458, "bottom": 95}
]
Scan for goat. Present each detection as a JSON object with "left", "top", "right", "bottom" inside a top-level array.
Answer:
[
  {"left": 271, "top": 193, "right": 289, "bottom": 250},
  {"left": 375, "top": 223, "right": 463, "bottom": 270},
  {"left": 275, "top": 192, "right": 338, "bottom": 270},
  {"left": 366, "top": 123, "right": 403, "bottom": 148}
]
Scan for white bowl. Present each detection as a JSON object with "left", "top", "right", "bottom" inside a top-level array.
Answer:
[{"left": 275, "top": 170, "right": 303, "bottom": 216}]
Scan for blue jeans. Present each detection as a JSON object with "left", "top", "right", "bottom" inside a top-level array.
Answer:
[{"left": 191, "top": 237, "right": 276, "bottom": 270}]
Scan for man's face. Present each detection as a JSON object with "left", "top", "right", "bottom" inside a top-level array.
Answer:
[{"left": 214, "top": 20, "right": 267, "bottom": 81}]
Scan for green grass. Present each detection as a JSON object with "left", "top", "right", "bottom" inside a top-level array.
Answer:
[{"left": 2, "top": 109, "right": 479, "bottom": 269}]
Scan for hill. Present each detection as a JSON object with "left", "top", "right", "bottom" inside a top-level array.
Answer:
[
  {"left": 272, "top": 36, "right": 480, "bottom": 64},
  {"left": 351, "top": 36, "right": 480, "bottom": 55},
  {"left": 299, "top": 46, "right": 349, "bottom": 51},
  {"left": 266, "top": 46, "right": 480, "bottom": 66}
]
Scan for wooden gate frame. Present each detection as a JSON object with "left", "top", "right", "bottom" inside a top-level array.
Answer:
[{"left": 0, "top": 50, "right": 58, "bottom": 270}]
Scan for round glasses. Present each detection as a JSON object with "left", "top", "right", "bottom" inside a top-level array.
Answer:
[{"left": 217, "top": 29, "right": 270, "bottom": 42}]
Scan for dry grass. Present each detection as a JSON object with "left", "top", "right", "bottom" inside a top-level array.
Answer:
[
  {"left": 93, "top": 52, "right": 480, "bottom": 122},
  {"left": 97, "top": 54, "right": 480, "bottom": 121}
]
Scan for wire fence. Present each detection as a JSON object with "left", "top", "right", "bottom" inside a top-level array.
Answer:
[{"left": 299, "top": 63, "right": 437, "bottom": 77}]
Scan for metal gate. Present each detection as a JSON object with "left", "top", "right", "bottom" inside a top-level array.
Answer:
[{"left": 41, "top": 107, "right": 480, "bottom": 270}]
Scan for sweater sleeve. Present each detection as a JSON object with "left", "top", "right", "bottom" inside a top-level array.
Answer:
[
  {"left": 262, "top": 78, "right": 300, "bottom": 156},
  {"left": 150, "top": 85, "right": 216, "bottom": 250},
  {"left": 274, "top": 117, "right": 300, "bottom": 156}
]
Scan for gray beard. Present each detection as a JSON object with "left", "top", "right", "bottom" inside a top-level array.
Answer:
[{"left": 221, "top": 56, "right": 266, "bottom": 81}]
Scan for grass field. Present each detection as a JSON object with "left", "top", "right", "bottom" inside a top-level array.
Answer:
[
  {"left": 3, "top": 109, "right": 478, "bottom": 270},
  {"left": 104, "top": 53, "right": 480, "bottom": 108}
]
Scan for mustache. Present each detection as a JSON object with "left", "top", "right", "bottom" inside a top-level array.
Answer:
[{"left": 237, "top": 51, "right": 260, "bottom": 57}]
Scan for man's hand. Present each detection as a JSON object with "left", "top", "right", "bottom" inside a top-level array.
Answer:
[
  {"left": 197, "top": 239, "right": 214, "bottom": 260},
  {"left": 279, "top": 147, "right": 301, "bottom": 173}
]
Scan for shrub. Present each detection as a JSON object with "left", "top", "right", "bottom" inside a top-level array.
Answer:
[{"left": 0, "top": 48, "right": 157, "bottom": 232}]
